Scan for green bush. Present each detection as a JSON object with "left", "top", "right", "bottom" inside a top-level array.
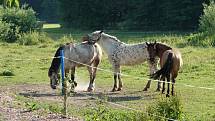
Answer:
[
  {"left": 0, "top": 5, "right": 37, "bottom": 42},
  {"left": 18, "top": 31, "right": 52, "bottom": 45},
  {"left": 0, "top": 69, "right": 15, "bottom": 76},
  {"left": 186, "top": 32, "right": 215, "bottom": 47},
  {"left": 147, "top": 96, "right": 184, "bottom": 121},
  {"left": 186, "top": 1, "right": 215, "bottom": 47},
  {"left": 0, "top": 6, "right": 37, "bottom": 33},
  {"left": 1, "top": 0, "right": 20, "bottom": 8},
  {"left": 0, "top": 20, "right": 20, "bottom": 42},
  {"left": 199, "top": 1, "right": 215, "bottom": 34}
]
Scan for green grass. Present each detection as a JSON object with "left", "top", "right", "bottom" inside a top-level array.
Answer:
[{"left": 0, "top": 24, "right": 215, "bottom": 120}]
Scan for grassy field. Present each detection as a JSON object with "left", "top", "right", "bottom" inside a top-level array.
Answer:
[{"left": 0, "top": 24, "right": 215, "bottom": 120}]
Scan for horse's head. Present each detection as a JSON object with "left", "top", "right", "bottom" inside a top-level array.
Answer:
[
  {"left": 48, "top": 69, "right": 60, "bottom": 89},
  {"left": 48, "top": 46, "right": 63, "bottom": 89},
  {"left": 88, "top": 30, "right": 103, "bottom": 43},
  {"left": 82, "top": 35, "right": 89, "bottom": 42},
  {"left": 82, "top": 35, "right": 96, "bottom": 44},
  {"left": 146, "top": 41, "right": 157, "bottom": 63}
]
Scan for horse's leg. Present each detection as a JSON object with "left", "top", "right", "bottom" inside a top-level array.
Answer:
[
  {"left": 69, "top": 66, "right": 77, "bottom": 93},
  {"left": 161, "top": 76, "right": 165, "bottom": 94},
  {"left": 117, "top": 67, "right": 122, "bottom": 91},
  {"left": 87, "top": 66, "right": 94, "bottom": 92},
  {"left": 171, "top": 72, "right": 178, "bottom": 96},
  {"left": 171, "top": 78, "right": 176, "bottom": 96},
  {"left": 143, "top": 60, "right": 158, "bottom": 91},
  {"left": 112, "top": 64, "right": 119, "bottom": 92},
  {"left": 154, "top": 60, "right": 160, "bottom": 91},
  {"left": 64, "top": 69, "right": 69, "bottom": 93},
  {"left": 112, "top": 73, "right": 118, "bottom": 92},
  {"left": 143, "top": 80, "right": 151, "bottom": 91},
  {"left": 70, "top": 66, "right": 77, "bottom": 87},
  {"left": 65, "top": 69, "right": 69, "bottom": 80},
  {"left": 88, "top": 59, "right": 100, "bottom": 92},
  {"left": 166, "top": 74, "right": 170, "bottom": 97}
]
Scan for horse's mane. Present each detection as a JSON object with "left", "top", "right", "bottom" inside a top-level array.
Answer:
[
  {"left": 156, "top": 42, "right": 172, "bottom": 50},
  {"left": 48, "top": 45, "right": 64, "bottom": 76},
  {"left": 103, "top": 33, "right": 124, "bottom": 44}
]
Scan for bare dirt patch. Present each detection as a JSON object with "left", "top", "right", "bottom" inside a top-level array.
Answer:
[
  {"left": 0, "top": 83, "right": 155, "bottom": 121},
  {"left": 0, "top": 84, "right": 82, "bottom": 121}
]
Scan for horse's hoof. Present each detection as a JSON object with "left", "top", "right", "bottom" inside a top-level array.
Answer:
[
  {"left": 111, "top": 88, "right": 117, "bottom": 92},
  {"left": 162, "top": 90, "right": 165, "bottom": 94},
  {"left": 166, "top": 94, "right": 170, "bottom": 97},
  {"left": 87, "top": 87, "right": 94, "bottom": 92},
  {"left": 74, "top": 81, "right": 77, "bottom": 87},
  {"left": 69, "top": 90, "right": 77, "bottom": 95},
  {"left": 117, "top": 88, "right": 122, "bottom": 91},
  {"left": 171, "top": 92, "right": 175, "bottom": 96},
  {"left": 143, "top": 88, "right": 148, "bottom": 91}
]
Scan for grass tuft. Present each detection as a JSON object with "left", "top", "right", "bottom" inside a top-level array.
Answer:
[{"left": 0, "top": 69, "right": 15, "bottom": 76}]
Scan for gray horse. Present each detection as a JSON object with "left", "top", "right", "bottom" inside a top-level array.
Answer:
[
  {"left": 88, "top": 31, "right": 158, "bottom": 92},
  {"left": 48, "top": 40, "right": 102, "bottom": 92}
]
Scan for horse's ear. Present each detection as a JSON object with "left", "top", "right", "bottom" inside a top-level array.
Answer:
[
  {"left": 82, "top": 35, "right": 89, "bottom": 42},
  {"left": 153, "top": 42, "right": 157, "bottom": 49},
  {"left": 146, "top": 42, "right": 149, "bottom": 46},
  {"left": 99, "top": 30, "right": 103, "bottom": 34},
  {"left": 153, "top": 41, "right": 157, "bottom": 49}
]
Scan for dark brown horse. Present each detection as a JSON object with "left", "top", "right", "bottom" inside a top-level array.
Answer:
[{"left": 146, "top": 42, "right": 183, "bottom": 97}]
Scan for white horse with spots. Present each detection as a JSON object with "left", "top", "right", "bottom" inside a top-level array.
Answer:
[{"left": 88, "top": 31, "right": 158, "bottom": 92}]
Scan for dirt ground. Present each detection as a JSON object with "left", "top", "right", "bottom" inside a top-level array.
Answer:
[
  {"left": 0, "top": 83, "right": 154, "bottom": 121},
  {"left": 0, "top": 84, "right": 84, "bottom": 121}
]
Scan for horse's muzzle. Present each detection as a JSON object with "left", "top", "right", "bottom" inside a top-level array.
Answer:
[{"left": 51, "top": 84, "right": 57, "bottom": 89}]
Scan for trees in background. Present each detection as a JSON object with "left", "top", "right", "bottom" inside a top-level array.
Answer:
[
  {"left": 15, "top": 0, "right": 211, "bottom": 31},
  {"left": 20, "top": 0, "right": 59, "bottom": 23},
  {"left": 58, "top": 0, "right": 131, "bottom": 29},
  {"left": 187, "top": 0, "right": 215, "bottom": 47},
  {"left": 199, "top": 1, "right": 215, "bottom": 34},
  {"left": 58, "top": 0, "right": 206, "bottom": 31}
]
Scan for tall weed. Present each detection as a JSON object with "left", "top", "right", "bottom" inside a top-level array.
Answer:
[{"left": 147, "top": 95, "right": 184, "bottom": 121}]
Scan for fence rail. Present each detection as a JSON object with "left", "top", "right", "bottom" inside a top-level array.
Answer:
[{"left": 0, "top": 56, "right": 214, "bottom": 91}]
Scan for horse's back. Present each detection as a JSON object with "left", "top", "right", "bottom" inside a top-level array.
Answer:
[
  {"left": 114, "top": 43, "right": 148, "bottom": 65},
  {"left": 64, "top": 43, "right": 101, "bottom": 67},
  {"left": 173, "top": 49, "right": 183, "bottom": 68},
  {"left": 161, "top": 49, "right": 182, "bottom": 78}
]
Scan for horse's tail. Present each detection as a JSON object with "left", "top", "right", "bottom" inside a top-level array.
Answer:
[
  {"left": 151, "top": 53, "right": 173, "bottom": 80},
  {"left": 48, "top": 45, "right": 65, "bottom": 76}
]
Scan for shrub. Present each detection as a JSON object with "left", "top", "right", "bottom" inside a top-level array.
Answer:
[
  {"left": 18, "top": 31, "right": 52, "bottom": 45},
  {"left": 0, "top": 5, "right": 37, "bottom": 42},
  {"left": 186, "top": 1, "right": 215, "bottom": 47},
  {"left": 186, "top": 32, "right": 215, "bottom": 47},
  {"left": 0, "top": 20, "right": 20, "bottom": 42},
  {"left": 1, "top": 0, "right": 20, "bottom": 8},
  {"left": 199, "top": 1, "right": 215, "bottom": 34},
  {"left": 0, "top": 6, "right": 37, "bottom": 33},
  {"left": 0, "top": 69, "right": 15, "bottom": 76},
  {"left": 147, "top": 96, "right": 184, "bottom": 121}
]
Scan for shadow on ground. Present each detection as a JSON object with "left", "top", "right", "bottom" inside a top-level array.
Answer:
[{"left": 19, "top": 88, "right": 158, "bottom": 103}]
